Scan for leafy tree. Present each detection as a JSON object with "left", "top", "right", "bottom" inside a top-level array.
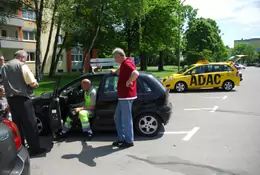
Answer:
[
  {"left": 141, "top": 0, "right": 179, "bottom": 71},
  {"left": 0, "top": 0, "right": 22, "bottom": 24},
  {"left": 185, "top": 49, "right": 213, "bottom": 65},
  {"left": 40, "top": 0, "right": 59, "bottom": 75},
  {"left": 23, "top": 0, "right": 45, "bottom": 81},
  {"left": 184, "top": 17, "right": 229, "bottom": 62},
  {"left": 56, "top": 0, "right": 123, "bottom": 74},
  {"left": 231, "top": 43, "right": 257, "bottom": 63}
]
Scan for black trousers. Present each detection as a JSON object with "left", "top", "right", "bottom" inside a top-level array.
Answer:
[{"left": 7, "top": 96, "right": 40, "bottom": 151}]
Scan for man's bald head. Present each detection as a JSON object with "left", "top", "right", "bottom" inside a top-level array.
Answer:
[{"left": 81, "top": 79, "right": 91, "bottom": 91}]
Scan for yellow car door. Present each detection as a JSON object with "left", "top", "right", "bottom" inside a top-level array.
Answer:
[
  {"left": 210, "top": 64, "right": 226, "bottom": 87},
  {"left": 187, "top": 65, "right": 208, "bottom": 89}
]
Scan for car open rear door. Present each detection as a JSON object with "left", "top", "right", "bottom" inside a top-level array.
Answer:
[{"left": 48, "top": 76, "right": 62, "bottom": 133}]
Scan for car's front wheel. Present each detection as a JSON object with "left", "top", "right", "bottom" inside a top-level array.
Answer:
[
  {"left": 175, "top": 81, "right": 187, "bottom": 92},
  {"left": 134, "top": 114, "right": 162, "bottom": 137},
  {"left": 222, "top": 80, "right": 234, "bottom": 91}
]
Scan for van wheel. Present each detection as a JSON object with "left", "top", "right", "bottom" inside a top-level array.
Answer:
[
  {"left": 175, "top": 81, "right": 187, "bottom": 92},
  {"left": 35, "top": 113, "right": 51, "bottom": 136},
  {"left": 134, "top": 114, "right": 162, "bottom": 137},
  {"left": 222, "top": 80, "right": 234, "bottom": 91}
]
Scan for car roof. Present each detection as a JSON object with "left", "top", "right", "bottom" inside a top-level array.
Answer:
[
  {"left": 195, "top": 62, "right": 230, "bottom": 66},
  {"left": 81, "top": 71, "right": 150, "bottom": 78}
]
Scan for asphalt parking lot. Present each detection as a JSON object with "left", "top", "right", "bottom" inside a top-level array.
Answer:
[{"left": 31, "top": 67, "right": 260, "bottom": 175}]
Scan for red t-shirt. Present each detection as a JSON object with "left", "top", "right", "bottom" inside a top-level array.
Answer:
[{"left": 117, "top": 58, "right": 137, "bottom": 99}]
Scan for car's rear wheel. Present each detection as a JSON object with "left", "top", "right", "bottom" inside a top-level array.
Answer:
[
  {"left": 175, "top": 81, "right": 187, "bottom": 92},
  {"left": 222, "top": 80, "right": 234, "bottom": 91},
  {"left": 35, "top": 113, "right": 51, "bottom": 136},
  {"left": 134, "top": 114, "right": 162, "bottom": 137}
]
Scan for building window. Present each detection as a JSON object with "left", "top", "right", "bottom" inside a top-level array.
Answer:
[
  {"left": 57, "top": 54, "right": 63, "bottom": 61},
  {"left": 1, "top": 30, "right": 7, "bottom": 37},
  {"left": 15, "top": 31, "right": 18, "bottom": 39},
  {"left": 23, "top": 31, "right": 35, "bottom": 41},
  {"left": 27, "top": 52, "right": 35, "bottom": 61},
  {"left": 22, "top": 6, "right": 36, "bottom": 20},
  {"left": 71, "top": 48, "right": 83, "bottom": 62}
]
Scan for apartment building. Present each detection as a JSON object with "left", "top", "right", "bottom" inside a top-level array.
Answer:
[{"left": 0, "top": 5, "right": 98, "bottom": 74}]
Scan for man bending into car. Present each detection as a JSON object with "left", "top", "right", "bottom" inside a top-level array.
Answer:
[{"left": 58, "top": 79, "right": 96, "bottom": 140}]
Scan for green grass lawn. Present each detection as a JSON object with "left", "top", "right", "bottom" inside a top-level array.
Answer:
[{"left": 34, "top": 66, "right": 178, "bottom": 96}]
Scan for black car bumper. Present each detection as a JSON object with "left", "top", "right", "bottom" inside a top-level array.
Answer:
[
  {"left": 158, "top": 102, "right": 172, "bottom": 125},
  {"left": 9, "top": 146, "right": 30, "bottom": 175}
]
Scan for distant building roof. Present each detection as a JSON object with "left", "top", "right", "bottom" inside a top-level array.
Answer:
[
  {"left": 235, "top": 37, "right": 260, "bottom": 42},
  {"left": 250, "top": 36, "right": 260, "bottom": 39}
]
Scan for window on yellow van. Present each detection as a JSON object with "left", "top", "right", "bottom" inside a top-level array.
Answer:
[{"left": 206, "top": 65, "right": 233, "bottom": 73}]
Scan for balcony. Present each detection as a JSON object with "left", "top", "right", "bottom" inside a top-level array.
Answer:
[
  {"left": 0, "top": 37, "right": 24, "bottom": 49},
  {"left": 5, "top": 17, "right": 24, "bottom": 27}
]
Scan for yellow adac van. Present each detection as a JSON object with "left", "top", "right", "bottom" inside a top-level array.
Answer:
[{"left": 162, "top": 60, "right": 241, "bottom": 92}]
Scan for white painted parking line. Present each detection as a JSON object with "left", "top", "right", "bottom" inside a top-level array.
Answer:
[
  {"left": 184, "top": 108, "right": 213, "bottom": 111},
  {"left": 222, "top": 95, "right": 228, "bottom": 100},
  {"left": 182, "top": 127, "right": 200, "bottom": 141},
  {"left": 160, "top": 131, "right": 189, "bottom": 135},
  {"left": 159, "top": 127, "right": 200, "bottom": 141},
  {"left": 210, "top": 106, "right": 219, "bottom": 112},
  {"left": 203, "top": 96, "right": 223, "bottom": 99}
]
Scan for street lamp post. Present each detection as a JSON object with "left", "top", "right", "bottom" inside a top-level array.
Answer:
[{"left": 177, "top": 0, "right": 186, "bottom": 72}]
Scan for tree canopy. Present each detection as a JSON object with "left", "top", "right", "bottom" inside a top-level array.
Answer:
[
  {"left": 231, "top": 43, "right": 257, "bottom": 63},
  {"left": 2, "top": 0, "right": 234, "bottom": 75},
  {"left": 183, "top": 17, "right": 230, "bottom": 64}
]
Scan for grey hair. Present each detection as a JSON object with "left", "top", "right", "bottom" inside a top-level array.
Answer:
[
  {"left": 112, "top": 48, "right": 126, "bottom": 57},
  {"left": 14, "top": 50, "right": 28, "bottom": 58}
]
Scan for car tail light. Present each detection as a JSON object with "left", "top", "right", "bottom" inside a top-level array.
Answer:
[
  {"left": 2, "top": 118, "right": 22, "bottom": 150},
  {"left": 236, "top": 71, "right": 239, "bottom": 77},
  {"left": 234, "top": 65, "right": 238, "bottom": 69}
]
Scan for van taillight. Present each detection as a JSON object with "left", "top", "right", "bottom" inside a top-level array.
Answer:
[{"left": 2, "top": 118, "right": 22, "bottom": 150}]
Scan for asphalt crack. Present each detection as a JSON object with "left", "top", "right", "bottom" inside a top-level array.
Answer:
[{"left": 128, "top": 155, "right": 248, "bottom": 175}]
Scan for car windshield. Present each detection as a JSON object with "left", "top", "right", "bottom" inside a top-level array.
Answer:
[
  {"left": 178, "top": 64, "right": 194, "bottom": 74},
  {"left": 227, "top": 56, "right": 236, "bottom": 62}
]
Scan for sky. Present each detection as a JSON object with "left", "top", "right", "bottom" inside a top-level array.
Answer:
[{"left": 184, "top": 0, "right": 260, "bottom": 48}]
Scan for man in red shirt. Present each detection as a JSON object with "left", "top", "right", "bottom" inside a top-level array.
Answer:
[{"left": 111, "top": 48, "right": 139, "bottom": 148}]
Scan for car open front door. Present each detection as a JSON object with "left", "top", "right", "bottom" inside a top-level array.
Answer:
[{"left": 48, "top": 76, "right": 62, "bottom": 133}]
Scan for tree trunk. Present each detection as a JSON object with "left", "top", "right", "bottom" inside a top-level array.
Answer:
[
  {"left": 34, "top": 0, "right": 44, "bottom": 81},
  {"left": 81, "top": 25, "right": 100, "bottom": 74},
  {"left": 158, "top": 50, "right": 164, "bottom": 71},
  {"left": 52, "top": 33, "right": 67, "bottom": 74},
  {"left": 140, "top": 52, "right": 147, "bottom": 71},
  {"left": 40, "top": 0, "right": 57, "bottom": 76},
  {"left": 48, "top": 20, "right": 61, "bottom": 77}
]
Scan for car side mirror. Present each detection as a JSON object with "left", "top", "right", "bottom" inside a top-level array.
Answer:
[{"left": 191, "top": 72, "right": 195, "bottom": 75}]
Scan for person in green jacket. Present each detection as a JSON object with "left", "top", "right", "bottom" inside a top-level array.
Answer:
[{"left": 58, "top": 79, "right": 96, "bottom": 139}]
